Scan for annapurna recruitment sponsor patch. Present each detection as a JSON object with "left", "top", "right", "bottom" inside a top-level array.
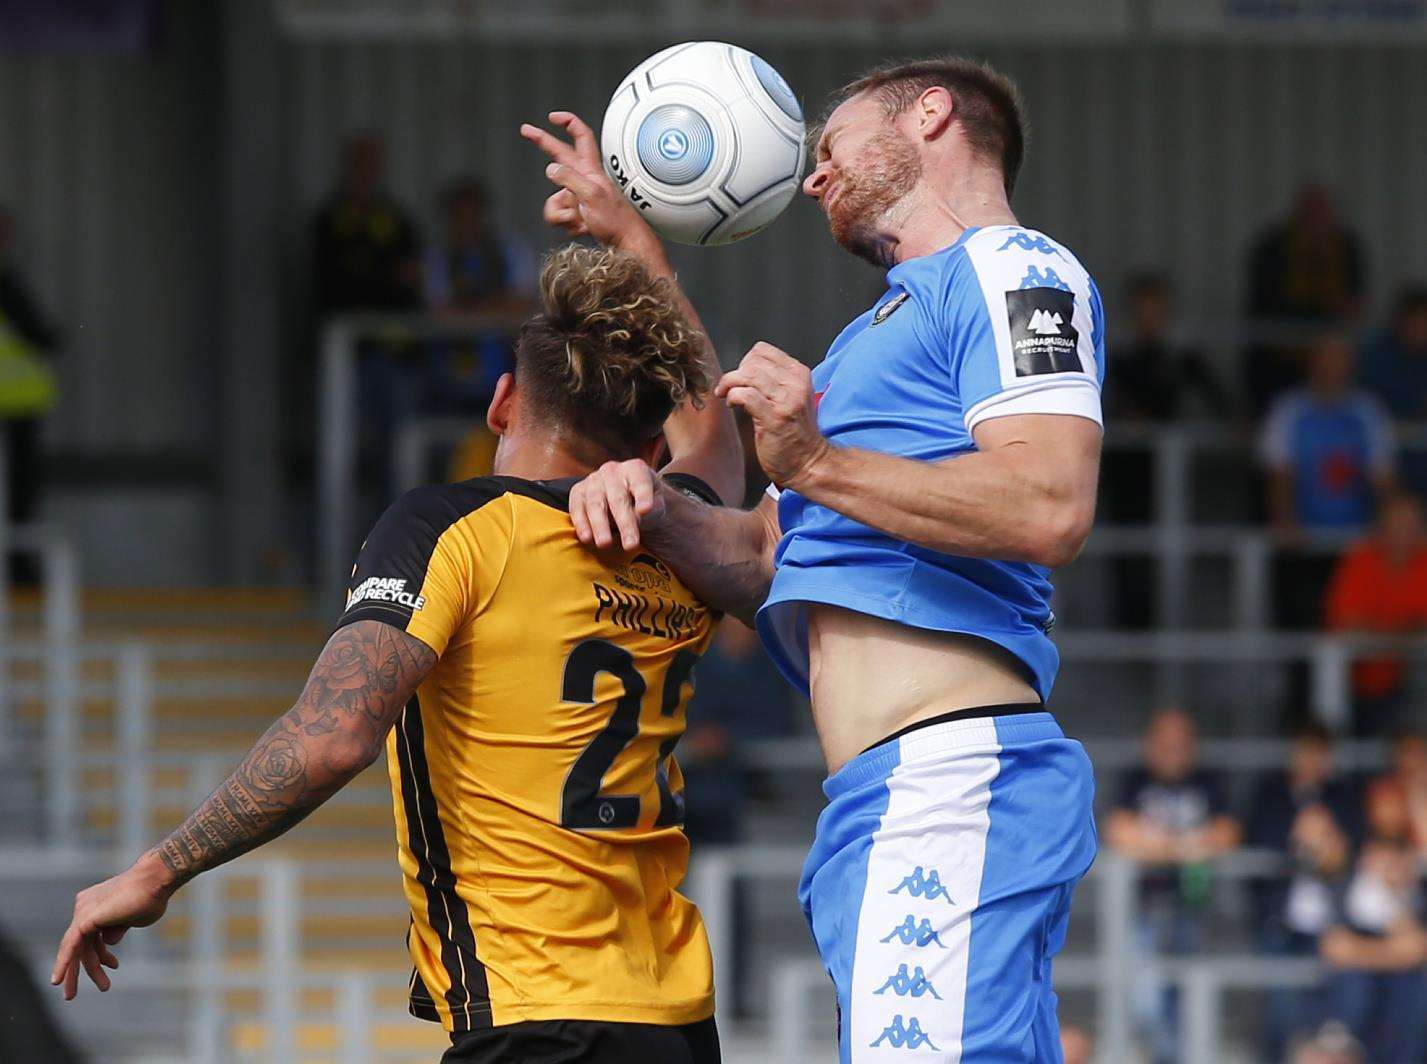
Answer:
[{"left": 1005, "top": 287, "right": 1080, "bottom": 377}]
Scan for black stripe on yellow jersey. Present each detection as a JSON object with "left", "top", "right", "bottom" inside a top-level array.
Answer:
[{"left": 336, "top": 474, "right": 721, "bottom": 1032}]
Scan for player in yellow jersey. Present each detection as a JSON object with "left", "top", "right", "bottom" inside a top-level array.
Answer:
[{"left": 50, "top": 113, "right": 744, "bottom": 1062}]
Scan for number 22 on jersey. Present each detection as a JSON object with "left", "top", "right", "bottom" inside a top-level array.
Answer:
[{"left": 559, "top": 638, "right": 700, "bottom": 831}]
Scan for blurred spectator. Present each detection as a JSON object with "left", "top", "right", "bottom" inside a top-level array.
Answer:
[
  {"left": 421, "top": 177, "right": 536, "bottom": 425},
  {"left": 1286, "top": 1022, "right": 1366, "bottom": 1064},
  {"left": 1319, "top": 835, "right": 1427, "bottom": 1062},
  {"left": 1360, "top": 286, "right": 1427, "bottom": 498},
  {"left": 1246, "top": 720, "right": 1358, "bottom": 1060},
  {"left": 1363, "top": 730, "right": 1427, "bottom": 856},
  {"left": 1261, "top": 334, "right": 1395, "bottom": 632},
  {"left": 0, "top": 206, "right": 60, "bottom": 585},
  {"left": 1105, "top": 707, "right": 1242, "bottom": 1064},
  {"left": 1360, "top": 286, "right": 1427, "bottom": 421},
  {"left": 1262, "top": 335, "right": 1395, "bottom": 538},
  {"left": 1245, "top": 183, "right": 1365, "bottom": 415},
  {"left": 1107, "top": 272, "right": 1228, "bottom": 424},
  {"left": 682, "top": 618, "right": 797, "bottom": 1017},
  {"left": 1102, "top": 273, "right": 1229, "bottom": 627},
  {"left": 313, "top": 133, "right": 420, "bottom": 316},
  {"left": 311, "top": 134, "right": 423, "bottom": 508},
  {"left": 1323, "top": 490, "right": 1427, "bottom": 734},
  {"left": 423, "top": 177, "right": 535, "bottom": 319},
  {"left": 1058, "top": 1022, "right": 1092, "bottom": 1064}
]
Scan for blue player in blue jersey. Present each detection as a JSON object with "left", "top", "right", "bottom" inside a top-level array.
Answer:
[{"left": 535, "top": 56, "right": 1102, "bottom": 1063}]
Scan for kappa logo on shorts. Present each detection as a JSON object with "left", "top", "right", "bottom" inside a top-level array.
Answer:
[
  {"left": 874, "top": 964, "right": 943, "bottom": 1000},
  {"left": 869, "top": 1014, "right": 940, "bottom": 1051},
  {"left": 888, "top": 866, "right": 954, "bottom": 905},
  {"left": 880, "top": 916, "right": 946, "bottom": 948},
  {"left": 871, "top": 291, "right": 910, "bottom": 326},
  {"left": 1005, "top": 286, "right": 1080, "bottom": 377}
]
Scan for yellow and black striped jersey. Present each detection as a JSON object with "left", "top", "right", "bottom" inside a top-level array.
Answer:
[{"left": 336, "top": 474, "right": 720, "bottom": 1032}]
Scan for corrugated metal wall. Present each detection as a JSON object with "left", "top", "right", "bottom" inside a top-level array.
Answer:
[
  {"left": 4, "top": 34, "right": 1427, "bottom": 457},
  {"left": 0, "top": 7, "right": 217, "bottom": 457},
  {"left": 282, "top": 38, "right": 1427, "bottom": 369}
]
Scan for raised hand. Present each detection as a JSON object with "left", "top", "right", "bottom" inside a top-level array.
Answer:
[
  {"left": 520, "top": 111, "right": 658, "bottom": 254},
  {"left": 716, "top": 342, "right": 831, "bottom": 490}
]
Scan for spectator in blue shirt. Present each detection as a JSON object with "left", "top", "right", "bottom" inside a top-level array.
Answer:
[
  {"left": 421, "top": 177, "right": 536, "bottom": 416},
  {"left": 1261, "top": 334, "right": 1396, "bottom": 632},
  {"left": 1362, "top": 287, "right": 1427, "bottom": 497},
  {"left": 1262, "top": 334, "right": 1396, "bottom": 536},
  {"left": 1361, "top": 287, "right": 1427, "bottom": 421}
]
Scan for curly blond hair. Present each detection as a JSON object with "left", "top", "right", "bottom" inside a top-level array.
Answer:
[{"left": 516, "top": 244, "right": 710, "bottom": 454}]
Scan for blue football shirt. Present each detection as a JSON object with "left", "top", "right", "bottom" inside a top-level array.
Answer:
[
  {"left": 756, "top": 225, "right": 1107, "bottom": 702},
  {"left": 1259, "top": 389, "right": 1395, "bottom": 529}
]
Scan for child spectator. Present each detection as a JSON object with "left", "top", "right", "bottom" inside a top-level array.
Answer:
[{"left": 1320, "top": 836, "right": 1427, "bottom": 1062}]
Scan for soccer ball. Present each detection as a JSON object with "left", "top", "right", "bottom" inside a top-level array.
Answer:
[{"left": 601, "top": 41, "right": 806, "bottom": 246}]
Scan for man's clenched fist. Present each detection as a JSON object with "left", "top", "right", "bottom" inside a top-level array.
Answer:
[{"left": 715, "top": 342, "right": 831, "bottom": 489}]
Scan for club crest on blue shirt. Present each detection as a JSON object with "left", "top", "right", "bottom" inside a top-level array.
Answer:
[{"left": 871, "top": 291, "right": 910, "bottom": 325}]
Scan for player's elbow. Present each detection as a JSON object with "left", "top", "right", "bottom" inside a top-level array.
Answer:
[
  {"left": 1024, "top": 497, "right": 1095, "bottom": 569},
  {"left": 325, "top": 731, "right": 384, "bottom": 778}
]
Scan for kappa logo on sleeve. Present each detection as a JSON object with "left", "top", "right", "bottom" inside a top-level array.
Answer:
[
  {"left": 347, "top": 576, "right": 426, "bottom": 612},
  {"left": 1005, "top": 287, "right": 1081, "bottom": 376}
]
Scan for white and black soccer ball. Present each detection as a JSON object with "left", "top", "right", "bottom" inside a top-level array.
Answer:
[{"left": 601, "top": 41, "right": 806, "bottom": 247}]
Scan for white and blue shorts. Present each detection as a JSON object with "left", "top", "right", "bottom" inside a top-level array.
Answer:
[{"left": 797, "top": 708, "right": 1097, "bottom": 1063}]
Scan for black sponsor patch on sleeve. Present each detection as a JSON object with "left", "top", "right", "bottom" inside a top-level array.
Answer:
[{"left": 1005, "top": 287, "right": 1080, "bottom": 376}]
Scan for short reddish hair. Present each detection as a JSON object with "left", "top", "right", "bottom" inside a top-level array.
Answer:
[{"left": 825, "top": 56, "right": 1027, "bottom": 196}]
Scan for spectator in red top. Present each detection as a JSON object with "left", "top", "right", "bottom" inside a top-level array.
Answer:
[{"left": 1324, "top": 491, "right": 1427, "bottom": 733}]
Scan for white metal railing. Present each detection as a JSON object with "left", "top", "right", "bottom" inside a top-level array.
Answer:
[
  {"left": 0, "top": 526, "right": 83, "bottom": 843},
  {"left": 8, "top": 631, "right": 1398, "bottom": 1060},
  {"left": 32, "top": 630, "right": 1420, "bottom": 871}
]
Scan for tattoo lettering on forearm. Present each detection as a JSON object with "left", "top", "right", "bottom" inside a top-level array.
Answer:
[{"left": 153, "top": 622, "right": 436, "bottom": 887}]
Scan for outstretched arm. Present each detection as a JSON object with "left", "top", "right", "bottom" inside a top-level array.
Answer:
[
  {"left": 521, "top": 111, "right": 742, "bottom": 505},
  {"left": 51, "top": 620, "right": 436, "bottom": 1000}
]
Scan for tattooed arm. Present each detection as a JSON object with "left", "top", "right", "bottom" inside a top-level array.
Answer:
[{"left": 51, "top": 620, "right": 436, "bottom": 1000}]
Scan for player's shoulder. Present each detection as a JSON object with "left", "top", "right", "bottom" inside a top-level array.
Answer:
[
  {"left": 956, "top": 226, "right": 1096, "bottom": 297},
  {"left": 384, "top": 477, "right": 515, "bottom": 528}
]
